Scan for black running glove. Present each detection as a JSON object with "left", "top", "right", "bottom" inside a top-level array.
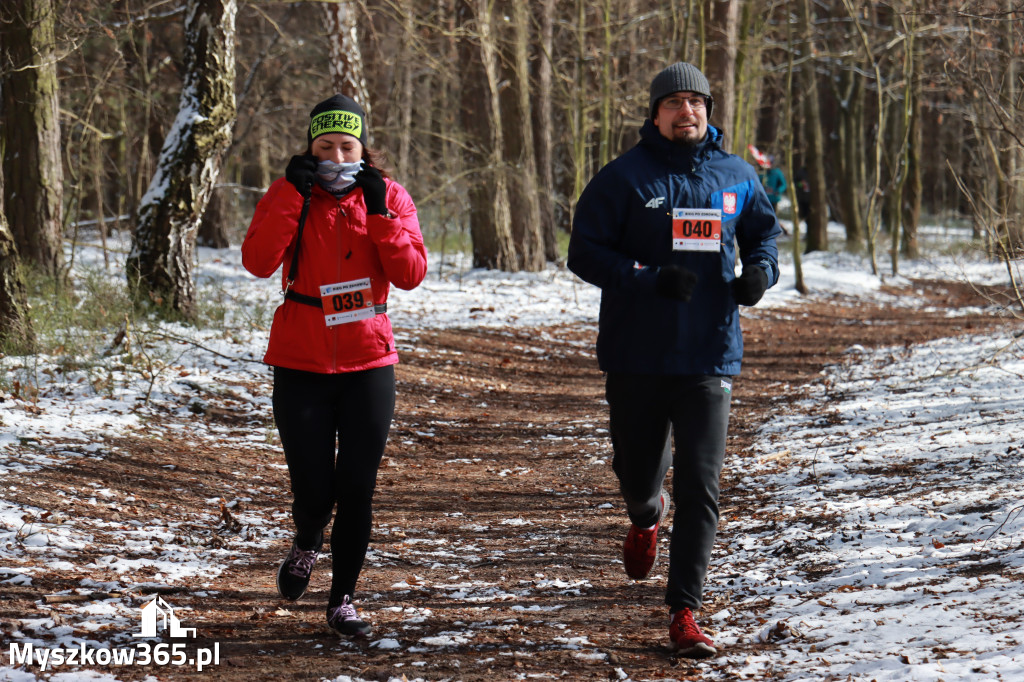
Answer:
[
  {"left": 354, "top": 166, "right": 388, "bottom": 215},
  {"left": 655, "top": 265, "right": 698, "bottom": 302},
  {"left": 285, "top": 154, "right": 318, "bottom": 198},
  {"left": 732, "top": 267, "right": 769, "bottom": 306}
]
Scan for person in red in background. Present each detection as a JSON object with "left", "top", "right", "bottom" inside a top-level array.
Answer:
[{"left": 242, "top": 94, "right": 427, "bottom": 639}]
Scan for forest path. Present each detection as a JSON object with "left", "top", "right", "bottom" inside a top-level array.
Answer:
[{"left": 1, "top": 279, "right": 1012, "bottom": 681}]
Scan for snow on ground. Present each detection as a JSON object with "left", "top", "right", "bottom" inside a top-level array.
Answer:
[
  {"left": 716, "top": 330, "right": 1024, "bottom": 681},
  {"left": 2, "top": 223, "right": 1024, "bottom": 681}
]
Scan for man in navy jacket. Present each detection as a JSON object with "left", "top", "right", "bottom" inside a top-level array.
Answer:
[{"left": 568, "top": 62, "right": 781, "bottom": 658}]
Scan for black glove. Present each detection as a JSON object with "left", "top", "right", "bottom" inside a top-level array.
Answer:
[
  {"left": 285, "top": 154, "right": 318, "bottom": 198},
  {"left": 354, "top": 165, "right": 388, "bottom": 215},
  {"left": 732, "top": 267, "right": 769, "bottom": 306},
  {"left": 655, "top": 264, "right": 697, "bottom": 302}
]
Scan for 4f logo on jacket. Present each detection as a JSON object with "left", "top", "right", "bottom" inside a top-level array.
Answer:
[{"left": 645, "top": 196, "right": 666, "bottom": 209}]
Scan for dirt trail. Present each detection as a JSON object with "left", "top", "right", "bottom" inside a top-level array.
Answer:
[{"left": 1, "top": 279, "right": 1011, "bottom": 681}]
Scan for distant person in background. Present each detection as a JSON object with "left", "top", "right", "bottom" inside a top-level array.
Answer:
[
  {"left": 242, "top": 94, "right": 427, "bottom": 639},
  {"left": 568, "top": 62, "right": 781, "bottom": 658},
  {"left": 758, "top": 156, "right": 787, "bottom": 215},
  {"left": 794, "top": 166, "right": 812, "bottom": 227}
]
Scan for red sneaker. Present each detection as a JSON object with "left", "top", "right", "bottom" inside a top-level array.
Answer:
[
  {"left": 622, "top": 490, "right": 667, "bottom": 580},
  {"left": 669, "top": 607, "right": 716, "bottom": 658}
]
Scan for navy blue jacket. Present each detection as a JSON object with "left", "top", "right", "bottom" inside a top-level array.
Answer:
[{"left": 567, "top": 121, "right": 782, "bottom": 376}]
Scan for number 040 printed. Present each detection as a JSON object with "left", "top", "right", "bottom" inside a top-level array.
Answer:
[{"left": 672, "top": 208, "right": 722, "bottom": 252}]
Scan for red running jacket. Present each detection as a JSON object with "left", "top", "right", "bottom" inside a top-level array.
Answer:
[{"left": 242, "top": 176, "right": 427, "bottom": 374}]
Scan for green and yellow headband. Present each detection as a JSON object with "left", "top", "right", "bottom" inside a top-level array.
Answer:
[{"left": 310, "top": 110, "right": 364, "bottom": 143}]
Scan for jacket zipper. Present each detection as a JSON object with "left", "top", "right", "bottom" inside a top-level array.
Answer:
[{"left": 331, "top": 202, "right": 347, "bottom": 371}]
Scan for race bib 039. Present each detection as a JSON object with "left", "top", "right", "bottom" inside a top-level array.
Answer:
[{"left": 319, "top": 278, "right": 375, "bottom": 326}]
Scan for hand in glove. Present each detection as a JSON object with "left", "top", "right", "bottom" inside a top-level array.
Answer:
[
  {"left": 655, "top": 264, "right": 698, "bottom": 302},
  {"left": 285, "top": 154, "right": 318, "bottom": 198},
  {"left": 732, "top": 267, "right": 769, "bottom": 306},
  {"left": 354, "top": 165, "right": 388, "bottom": 215}
]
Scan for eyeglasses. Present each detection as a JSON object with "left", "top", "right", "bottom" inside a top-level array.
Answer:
[{"left": 660, "top": 96, "right": 707, "bottom": 111}]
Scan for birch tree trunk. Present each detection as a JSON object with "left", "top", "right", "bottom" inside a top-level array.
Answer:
[
  {"left": 322, "top": 1, "right": 371, "bottom": 131},
  {"left": 0, "top": 0, "right": 63, "bottom": 278},
  {"left": 127, "top": 0, "right": 237, "bottom": 319}
]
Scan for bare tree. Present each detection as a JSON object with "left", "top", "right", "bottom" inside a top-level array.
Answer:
[
  {"left": 704, "top": 0, "right": 740, "bottom": 150},
  {"left": 503, "top": 0, "right": 544, "bottom": 271},
  {"left": 831, "top": 59, "right": 867, "bottom": 251},
  {"left": 197, "top": 185, "right": 231, "bottom": 248},
  {"left": 393, "top": 0, "right": 416, "bottom": 175},
  {"left": 942, "top": 0, "right": 1024, "bottom": 315},
  {"left": 457, "top": 0, "right": 517, "bottom": 270},
  {"left": 841, "top": 0, "right": 893, "bottom": 268},
  {"left": 0, "top": 163, "right": 35, "bottom": 353},
  {"left": 783, "top": 0, "right": 806, "bottom": 294},
  {"left": 535, "top": 0, "right": 559, "bottom": 260},
  {"left": 597, "top": 0, "right": 613, "bottom": 167},
  {"left": 798, "top": 0, "right": 828, "bottom": 254},
  {"left": 732, "top": 2, "right": 769, "bottom": 156},
  {"left": 0, "top": 0, "right": 63, "bottom": 278},
  {"left": 323, "top": 1, "right": 371, "bottom": 121},
  {"left": 15, "top": 0, "right": 1019, "bottom": 283},
  {"left": 126, "top": 0, "right": 237, "bottom": 319},
  {"left": 901, "top": 27, "right": 922, "bottom": 261},
  {"left": 567, "top": 0, "right": 590, "bottom": 218}
]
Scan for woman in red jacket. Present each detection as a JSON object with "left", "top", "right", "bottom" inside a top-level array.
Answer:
[{"left": 242, "top": 94, "right": 427, "bottom": 638}]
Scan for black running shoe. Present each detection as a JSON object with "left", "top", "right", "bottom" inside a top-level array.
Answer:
[
  {"left": 327, "top": 596, "right": 371, "bottom": 638},
  {"left": 276, "top": 541, "right": 319, "bottom": 600}
]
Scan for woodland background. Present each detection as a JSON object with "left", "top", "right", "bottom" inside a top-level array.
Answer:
[{"left": 0, "top": 0, "right": 1022, "bottom": 346}]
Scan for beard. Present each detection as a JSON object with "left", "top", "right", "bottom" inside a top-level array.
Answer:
[
  {"left": 670, "top": 126, "right": 705, "bottom": 147},
  {"left": 656, "top": 114, "right": 707, "bottom": 147}
]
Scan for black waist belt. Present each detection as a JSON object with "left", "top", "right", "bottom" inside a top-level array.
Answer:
[{"left": 285, "top": 289, "right": 387, "bottom": 315}]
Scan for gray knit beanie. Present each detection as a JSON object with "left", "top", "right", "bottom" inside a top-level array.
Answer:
[{"left": 649, "top": 62, "right": 715, "bottom": 121}]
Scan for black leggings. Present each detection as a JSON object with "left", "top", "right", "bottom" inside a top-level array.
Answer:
[{"left": 272, "top": 364, "right": 395, "bottom": 608}]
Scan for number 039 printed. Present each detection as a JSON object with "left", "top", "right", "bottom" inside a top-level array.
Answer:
[
  {"left": 672, "top": 208, "right": 722, "bottom": 252},
  {"left": 319, "top": 278, "right": 375, "bottom": 326}
]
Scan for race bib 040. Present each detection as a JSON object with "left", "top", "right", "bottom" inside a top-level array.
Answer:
[{"left": 672, "top": 208, "right": 722, "bottom": 252}]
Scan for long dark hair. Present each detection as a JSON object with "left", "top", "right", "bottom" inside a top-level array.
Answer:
[{"left": 363, "top": 145, "right": 394, "bottom": 179}]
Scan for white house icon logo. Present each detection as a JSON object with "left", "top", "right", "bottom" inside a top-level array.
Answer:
[{"left": 132, "top": 596, "right": 196, "bottom": 638}]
